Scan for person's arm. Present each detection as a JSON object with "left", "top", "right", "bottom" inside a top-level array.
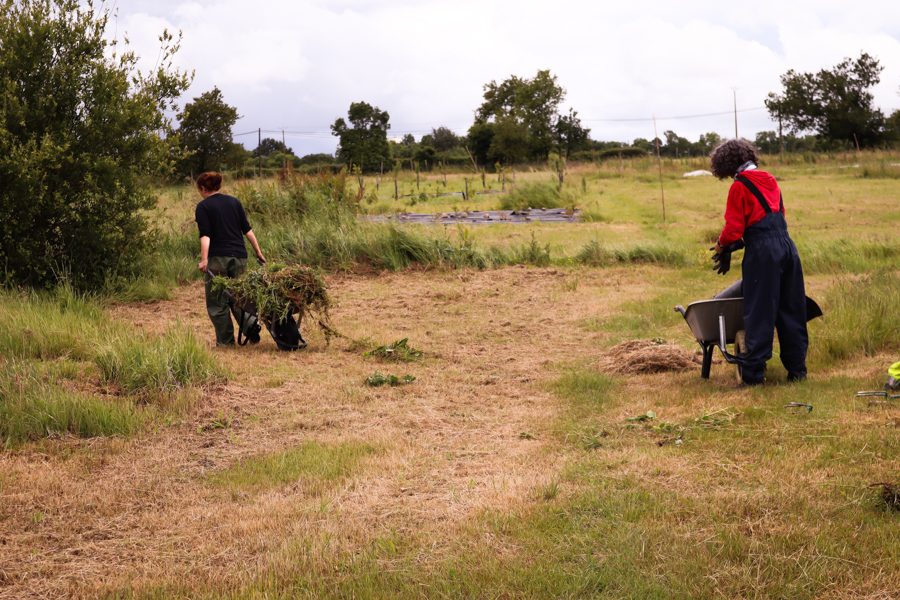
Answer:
[
  {"left": 717, "top": 182, "right": 748, "bottom": 249},
  {"left": 245, "top": 230, "right": 266, "bottom": 263},
  {"left": 198, "top": 236, "right": 210, "bottom": 272}
]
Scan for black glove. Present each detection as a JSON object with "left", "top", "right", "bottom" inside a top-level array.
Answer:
[
  {"left": 711, "top": 248, "right": 731, "bottom": 275},
  {"left": 710, "top": 239, "right": 744, "bottom": 275},
  {"left": 723, "top": 239, "right": 745, "bottom": 253}
]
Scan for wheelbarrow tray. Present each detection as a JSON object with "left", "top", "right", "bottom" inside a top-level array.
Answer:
[
  {"left": 681, "top": 298, "right": 744, "bottom": 346},
  {"left": 675, "top": 286, "right": 823, "bottom": 379}
]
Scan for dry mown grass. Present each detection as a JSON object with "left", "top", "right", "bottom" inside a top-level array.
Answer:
[{"left": 0, "top": 265, "right": 649, "bottom": 598}]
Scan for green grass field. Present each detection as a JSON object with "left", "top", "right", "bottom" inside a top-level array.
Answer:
[{"left": 3, "top": 151, "right": 900, "bottom": 599}]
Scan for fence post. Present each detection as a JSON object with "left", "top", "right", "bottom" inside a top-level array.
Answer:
[
  {"left": 394, "top": 177, "right": 398, "bottom": 200},
  {"left": 464, "top": 178, "right": 468, "bottom": 201}
]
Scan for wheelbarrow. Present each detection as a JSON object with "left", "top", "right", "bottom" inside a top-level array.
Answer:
[{"left": 674, "top": 279, "right": 823, "bottom": 379}]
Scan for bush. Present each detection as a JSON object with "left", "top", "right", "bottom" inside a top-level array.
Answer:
[
  {"left": 498, "top": 181, "right": 575, "bottom": 211},
  {"left": 0, "top": 0, "right": 190, "bottom": 289}
]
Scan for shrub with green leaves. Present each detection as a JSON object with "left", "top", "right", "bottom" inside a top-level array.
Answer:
[{"left": 0, "top": 0, "right": 190, "bottom": 289}]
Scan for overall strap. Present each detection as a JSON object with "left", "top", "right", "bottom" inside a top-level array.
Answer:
[{"left": 735, "top": 175, "right": 781, "bottom": 215}]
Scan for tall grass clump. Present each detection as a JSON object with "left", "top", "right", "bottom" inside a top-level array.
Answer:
[
  {"left": 94, "top": 324, "right": 226, "bottom": 397},
  {"left": 102, "top": 227, "right": 201, "bottom": 302},
  {"left": 251, "top": 175, "right": 512, "bottom": 271},
  {"left": 0, "top": 286, "right": 105, "bottom": 360},
  {"left": 858, "top": 161, "right": 900, "bottom": 179},
  {"left": 499, "top": 181, "right": 576, "bottom": 211},
  {"left": 798, "top": 239, "right": 900, "bottom": 274},
  {"left": 575, "top": 239, "right": 693, "bottom": 267},
  {"left": 0, "top": 361, "right": 140, "bottom": 446},
  {"left": 810, "top": 271, "right": 900, "bottom": 365}
]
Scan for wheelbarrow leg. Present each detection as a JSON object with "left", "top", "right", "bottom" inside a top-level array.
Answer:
[{"left": 701, "top": 342, "right": 714, "bottom": 379}]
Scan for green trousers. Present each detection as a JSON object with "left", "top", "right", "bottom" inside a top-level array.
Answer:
[{"left": 204, "top": 256, "right": 248, "bottom": 346}]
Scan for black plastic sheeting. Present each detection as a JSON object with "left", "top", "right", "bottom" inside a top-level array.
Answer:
[{"left": 360, "top": 207, "right": 580, "bottom": 225}]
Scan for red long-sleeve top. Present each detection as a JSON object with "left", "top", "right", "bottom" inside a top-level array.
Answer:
[{"left": 718, "top": 170, "right": 784, "bottom": 246}]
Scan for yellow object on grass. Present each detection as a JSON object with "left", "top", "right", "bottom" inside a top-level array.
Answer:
[{"left": 890, "top": 362, "right": 900, "bottom": 380}]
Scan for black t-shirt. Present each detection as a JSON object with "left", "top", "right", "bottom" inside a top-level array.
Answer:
[{"left": 195, "top": 193, "right": 252, "bottom": 258}]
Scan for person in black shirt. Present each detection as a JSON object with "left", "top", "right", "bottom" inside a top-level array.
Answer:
[{"left": 195, "top": 172, "right": 266, "bottom": 346}]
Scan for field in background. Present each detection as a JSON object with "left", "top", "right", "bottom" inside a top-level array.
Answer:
[{"left": 2, "top": 152, "right": 900, "bottom": 599}]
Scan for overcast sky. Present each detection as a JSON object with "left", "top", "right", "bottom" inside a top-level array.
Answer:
[{"left": 113, "top": 0, "right": 900, "bottom": 156}]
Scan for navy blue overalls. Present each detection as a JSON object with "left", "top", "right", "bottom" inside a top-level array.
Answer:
[{"left": 736, "top": 175, "right": 808, "bottom": 384}]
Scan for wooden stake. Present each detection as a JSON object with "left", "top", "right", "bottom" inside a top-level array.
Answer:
[
  {"left": 464, "top": 178, "right": 469, "bottom": 200},
  {"left": 464, "top": 146, "right": 478, "bottom": 173},
  {"left": 653, "top": 115, "right": 666, "bottom": 223}
]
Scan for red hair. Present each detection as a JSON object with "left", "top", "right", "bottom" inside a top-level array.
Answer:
[{"left": 196, "top": 172, "right": 223, "bottom": 192}]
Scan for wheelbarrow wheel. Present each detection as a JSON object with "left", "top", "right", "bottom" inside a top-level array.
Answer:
[{"left": 734, "top": 330, "right": 746, "bottom": 383}]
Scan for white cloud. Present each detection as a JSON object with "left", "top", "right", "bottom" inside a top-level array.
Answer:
[{"left": 111, "top": 0, "right": 900, "bottom": 155}]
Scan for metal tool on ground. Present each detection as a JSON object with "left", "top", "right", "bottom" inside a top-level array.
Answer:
[
  {"left": 856, "top": 390, "right": 900, "bottom": 399},
  {"left": 675, "top": 279, "right": 823, "bottom": 379},
  {"left": 783, "top": 402, "right": 813, "bottom": 413}
]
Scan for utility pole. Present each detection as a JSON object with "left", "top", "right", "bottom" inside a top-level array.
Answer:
[
  {"left": 732, "top": 88, "right": 738, "bottom": 139},
  {"left": 282, "top": 130, "right": 287, "bottom": 172},
  {"left": 779, "top": 113, "right": 784, "bottom": 160}
]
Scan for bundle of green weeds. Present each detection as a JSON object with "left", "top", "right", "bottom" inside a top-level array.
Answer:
[{"left": 212, "top": 264, "right": 338, "bottom": 342}]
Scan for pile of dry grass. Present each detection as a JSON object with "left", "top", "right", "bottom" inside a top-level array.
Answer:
[
  {"left": 599, "top": 339, "right": 702, "bottom": 374},
  {"left": 212, "top": 263, "right": 339, "bottom": 341}
]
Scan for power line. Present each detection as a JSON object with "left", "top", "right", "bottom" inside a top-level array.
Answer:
[
  {"left": 234, "top": 106, "right": 772, "bottom": 142},
  {"left": 582, "top": 106, "right": 766, "bottom": 123}
]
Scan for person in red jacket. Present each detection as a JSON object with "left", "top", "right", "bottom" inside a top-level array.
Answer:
[{"left": 710, "top": 139, "right": 807, "bottom": 385}]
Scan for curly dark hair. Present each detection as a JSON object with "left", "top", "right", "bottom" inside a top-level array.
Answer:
[{"left": 709, "top": 139, "right": 759, "bottom": 180}]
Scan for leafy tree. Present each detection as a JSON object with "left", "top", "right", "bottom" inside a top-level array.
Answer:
[
  {"left": 466, "top": 122, "right": 495, "bottom": 166},
  {"left": 298, "top": 152, "right": 338, "bottom": 166},
  {"left": 413, "top": 145, "right": 436, "bottom": 164},
  {"left": 331, "top": 101, "right": 391, "bottom": 170},
  {"left": 885, "top": 109, "right": 900, "bottom": 145},
  {"left": 489, "top": 118, "right": 529, "bottom": 164},
  {"left": 555, "top": 108, "right": 590, "bottom": 159},
  {"left": 662, "top": 130, "right": 691, "bottom": 157},
  {"left": 695, "top": 132, "right": 722, "bottom": 155},
  {"left": 176, "top": 87, "right": 240, "bottom": 175},
  {"left": 431, "top": 126, "right": 460, "bottom": 153},
  {"left": 254, "top": 137, "right": 292, "bottom": 158},
  {"left": 0, "top": 0, "right": 190, "bottom": 289},
  {"left": 475, "top": 70, "right": 566, "bottom": 160},
  {"left": 765, "top": 53, "right": 886, "bottom": 148},
  {"left": 401, "top": 133, "right": 415, "bottom": 147}
]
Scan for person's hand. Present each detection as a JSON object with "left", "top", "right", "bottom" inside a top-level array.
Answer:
[
  {"left": 198, "top": 259, "right": 208, "bottom": 273},
  {"left": 710, "top": 246, "right": 731, "bottom": 275},
  {"left": 256, "top": 251, "right": 266, "bottom": 265}
]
